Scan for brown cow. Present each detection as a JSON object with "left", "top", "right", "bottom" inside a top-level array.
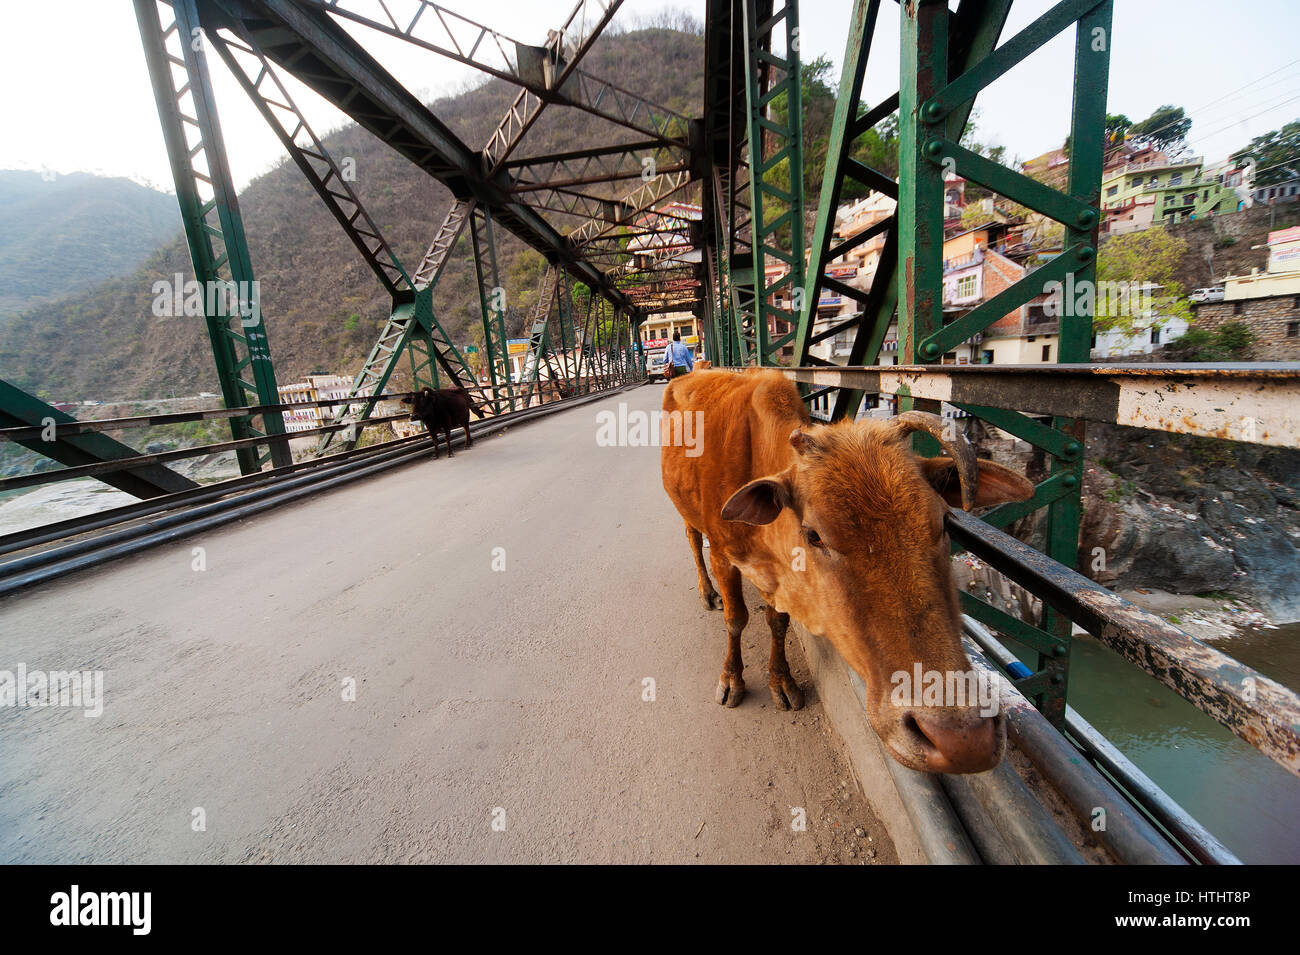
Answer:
[{"left": 660, "top": 369, "right": 1033, "bottom": 774}]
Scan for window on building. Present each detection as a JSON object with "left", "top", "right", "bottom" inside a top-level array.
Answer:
[
  {"left": 1183, "top": 193, "right": 1195, "bottom": 206},
  {"left": 956, "top": 274, "right": 977, "bottom": 298},
  {"left": 1150, "top": 327, "right": 1161, "bottom": 345},
  {"left": 1106, "top": 185, "right": 1118, "bottom": 197},
  {"left": 1041, "top": 344, "right": 1052, "bottom": 362},
  {"left": 1170, "top": 174, "right": 1182, "bottom": 186},
  {"left": 1090, "top": 334, "right": 1097, "bottom": 349},
  {"left": 1027, "top": 336, "right": 1036, "bottom": 343},
  {"left": 1130, "top": 177, "right": 1142, "bottom": 188},
  {"left": 1233, "top": 302, "right": 1243, "bottom": 315},
  {"left": 981, "top": 350, "right": 994, "bottom": 364},
  {"left": 1293, "top": 295, "right": 1300, "bottom": 309},
  {"left": 1288, "top": 322, "right": 1299, "bottom": 338}
]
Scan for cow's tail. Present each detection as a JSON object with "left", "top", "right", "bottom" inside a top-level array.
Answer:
[{"left": 457, "top": 384, "right": 488, "bottom": 418}]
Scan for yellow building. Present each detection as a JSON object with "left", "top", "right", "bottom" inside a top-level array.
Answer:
[
  {"left": 639, "top": 311, "right": 699, "bottom": 345},
  {"left": 1225, "top": 226, "right": 1300, "bottom": 300}
]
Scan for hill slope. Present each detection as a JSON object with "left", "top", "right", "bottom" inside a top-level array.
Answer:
[
  {"left": 0, "top": 27, "right": 705, "bottom": 400},
  {"left": 0, "top": 171, "right": 178, "bottom": 322}
]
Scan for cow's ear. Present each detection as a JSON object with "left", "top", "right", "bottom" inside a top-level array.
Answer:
[
  {"left": 721, "top": 474, "right": 793, "bottom": 525},
  {"left": 920, "top": 457, "right": 1034, "bottom": 509}
]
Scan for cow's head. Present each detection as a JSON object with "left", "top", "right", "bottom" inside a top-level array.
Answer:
[
  {"left": 401, "top": 388, "right": 433, "bottom": 421},
  {"left": 721, "top": 413, "right": 1033, "bottom": 774}
]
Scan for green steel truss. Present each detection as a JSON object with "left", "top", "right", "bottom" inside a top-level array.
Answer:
[
  {"left": 0, "top": 380, "right": 198, "bottom": 499},
  {"left": 699, "top": 0, "right": 805, "bottom": 368},
  {"left": 784, "top": 0, "right": 1113, "bottom": 726},
  {"left": 142, "top": 0, "right": 645, "bottom": 460},
  {"left": 469, "top": 207, "right": 516, "bottom": 414},
  {"left": 134, "top": 0, "right": 290, "bottom": 472},
  {"left": 198, "top": 12, "right": 479, "bottom": 452},
  {"left": 739, "top": 0, "right": 805, "bottom": 366}
]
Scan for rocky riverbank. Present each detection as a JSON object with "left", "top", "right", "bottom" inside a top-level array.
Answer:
[
  {"left": 970, "top": 421, "right": 1300, "bottom": 629},
  {"left": 1079, "top": 424, "right": 1300, "bottom": 625}
]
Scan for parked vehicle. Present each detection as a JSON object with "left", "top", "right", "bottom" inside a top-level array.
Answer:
[
  {"left": 1189, "top": 287, "right": 1225, "bottom": 303},
  {"left": 646, "top": 347, "right": 669, "bottom": 382}
]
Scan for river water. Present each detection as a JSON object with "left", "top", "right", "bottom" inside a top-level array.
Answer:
[{"left": 1008, "top": 624, "right": 1300, "bottom": 864}]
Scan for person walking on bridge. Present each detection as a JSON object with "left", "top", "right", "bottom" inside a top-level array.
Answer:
[{"left": 662, "top": 331, "right": 694, "bottom": 380}]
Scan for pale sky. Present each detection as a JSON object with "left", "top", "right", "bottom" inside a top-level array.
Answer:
[{"left": 1, "top": 1, "right": 1297, "bottom": 192}]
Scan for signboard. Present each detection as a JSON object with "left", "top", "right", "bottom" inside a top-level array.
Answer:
[{"left": 643, "top": 336, "right": 699, "bottom": 349}]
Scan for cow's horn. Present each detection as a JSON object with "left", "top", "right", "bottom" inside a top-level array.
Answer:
[{"left": 892, "top": 411, "right": 978, "bottom": 511}]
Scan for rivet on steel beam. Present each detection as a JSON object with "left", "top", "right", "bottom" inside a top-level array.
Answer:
[
  {"left": 1063, "top": 441, "right": 1082, "bottom": 458},
  {"left": 921, "top": 341, "right": 941, "bottom": 359},
  {"left": 923, "top": 139, "right": 944, "bottom": 160},
  {"left": 1077, "top": 246, "right": 1095, "bottom": 263},
  {"left": 1062, "top": 474, "right": 1079, "bottom": 489},
  {"left": 1076, "top": 209, "right": 1097, "bottom": 228},
  {"left": 921, "top": 99, "right": 944, "bottom": 123},
  {"left": 1052, "top": 644, "right": 1067, "bottom": 658},
  {"left": 1050, "top": 673, "right": 1065, "bottom": 685}
]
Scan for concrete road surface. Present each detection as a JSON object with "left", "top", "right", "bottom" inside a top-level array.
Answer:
[{"left": 0, "top": 384, "right": 895, "bottom": 863}]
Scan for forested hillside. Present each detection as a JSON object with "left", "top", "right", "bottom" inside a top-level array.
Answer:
[{"left": 0, "top": 170, "right": 177, "bottom": 322}]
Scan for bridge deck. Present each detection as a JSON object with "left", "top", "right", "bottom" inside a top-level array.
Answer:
[{"left": 0, "top": 385, "right": 899, "bottom": 863}]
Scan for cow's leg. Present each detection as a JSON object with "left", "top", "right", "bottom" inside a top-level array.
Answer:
[
  {"left": 443, "top": 426, "right": 454, "bottom": 458},
  {"left": 710, "top": 551, "right": 747, "bottom": 707},
  {"left": 428, "top": 426, "right": 439, "bottom": 460},
  {"left": 463, "top": 418, "right": 473, "bottom": 449},
  {"left": 764, "top": 604, "right": 805, "bottom": 711},
  {"left": 685, "top": 522, "right": 720, "bottom": 611}
]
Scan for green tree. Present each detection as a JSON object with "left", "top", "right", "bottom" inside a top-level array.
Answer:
[
  {"left": 1094, "top": 229, "right": 1191, "bottom": 334},
  {"left": 1232, "top": 119, "right": 1300, "bottom": 186},
  {"left": 1127, "top": 105, "right": 1192, "bottom": 155},
  {"left": 842, "top": 113, "right": 900, "bottom": 201},
  {"left": 1164, "top": 322, "right": 1255, "bottom": 361}
]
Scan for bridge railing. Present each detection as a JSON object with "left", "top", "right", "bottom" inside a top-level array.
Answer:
[
  {"left": 0, "top": 368, "right": 643, "bottom": 498},
  {"left": 761, "top": 362, "right": 1300, "bottom": 783}
]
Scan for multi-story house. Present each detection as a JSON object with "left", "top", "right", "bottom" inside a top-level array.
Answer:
[
  {"left": 276, "top": 374, "right": 353, "bottom": 433},
  {"left": 1100, "top": 149, "right": 1242, "bottom": 234}
]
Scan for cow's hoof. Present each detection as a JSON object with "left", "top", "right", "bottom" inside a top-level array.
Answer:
[
  {"left": 700, "top": 590, "right": 721, "bottom": 611},
  {"left": 715, "top": 675, "right": 745, "bottom": 708},
  {"left": 768, "top": 674, "right": 805, "bottom": 711}
]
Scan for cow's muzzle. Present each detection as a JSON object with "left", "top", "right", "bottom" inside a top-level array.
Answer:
[{"left": 888, "top": 706, "right": 1006, "bottom": 774}]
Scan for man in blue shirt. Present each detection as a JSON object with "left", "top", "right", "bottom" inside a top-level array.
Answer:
[{"left": 662, "top": 331, "right": 694, "bottom": 378}]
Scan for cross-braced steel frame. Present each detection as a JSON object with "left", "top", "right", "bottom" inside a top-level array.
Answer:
[{"left": 133, "top": 0, "right": 653, "bottom": 470}]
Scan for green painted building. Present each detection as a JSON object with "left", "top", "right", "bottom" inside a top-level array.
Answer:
[{"left": 1101, "top": 153, "right": 1242, "bottom": 232}]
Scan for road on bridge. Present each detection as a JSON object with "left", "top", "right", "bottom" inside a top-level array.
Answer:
[{"left": 0, "top": 384, "right": 896, "bottom": 863}]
